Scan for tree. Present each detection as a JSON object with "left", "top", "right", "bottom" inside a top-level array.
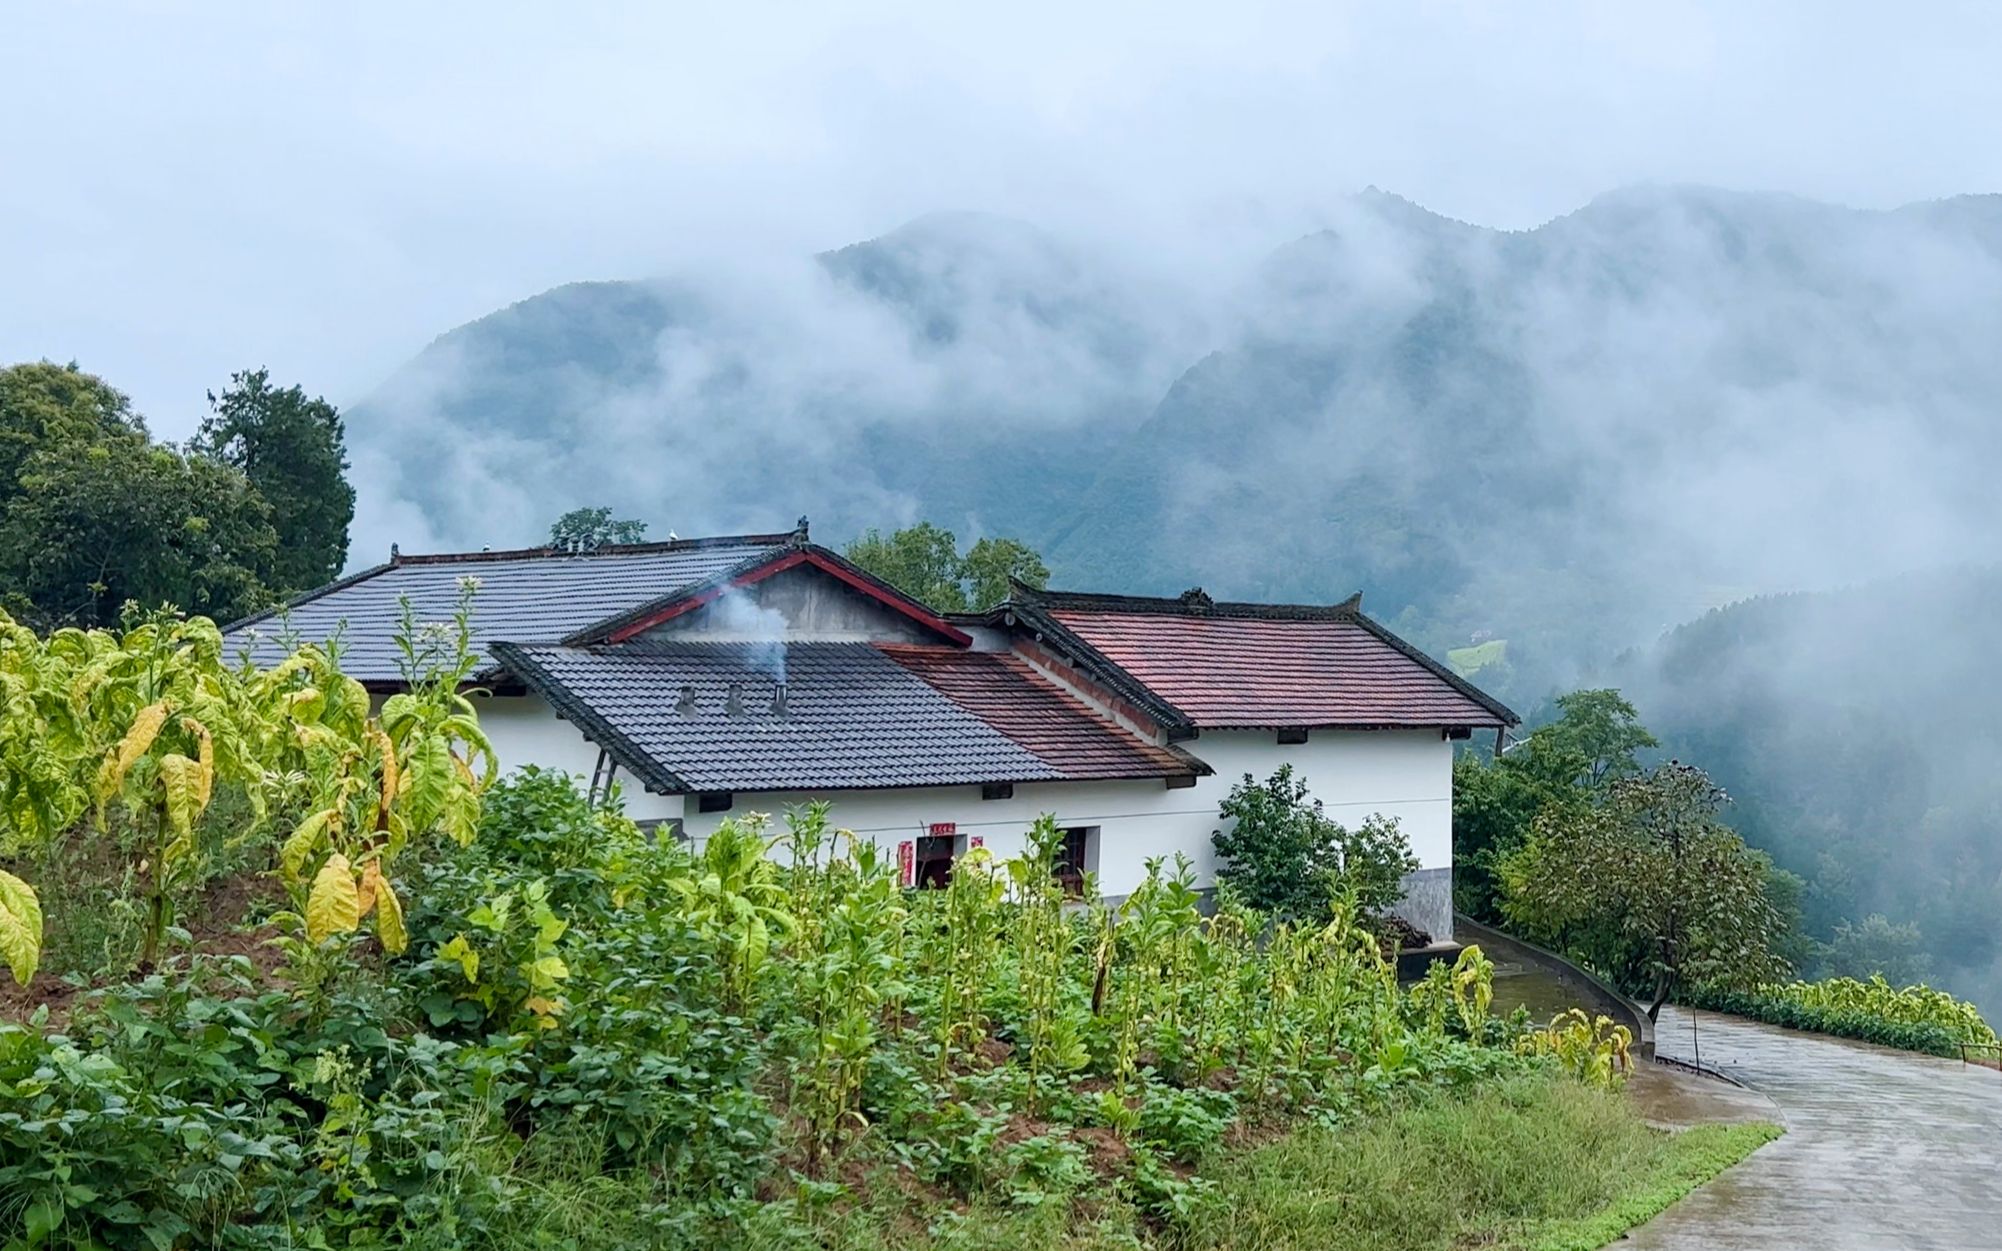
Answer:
[
  {"left": 1527, "top": 688, "right": 1658, "bottom": 789},
  {"left": 843, "top": 523, "right": 1049, "bottom": 613},
  {"left": 0, "top": 437, "right": 278, "bottom": 628},
  {"left": 961, "top": 537, "right": 1049, "bottom": 612},
  {"left": 193, "top": 368, "right": 354, "bottom": 592},
  {"left": 845, "top": 523, "right": 967, "bottom": 611},
  {"left": 1451, "top": 687, "right": 1656, "bottom": 922},
  {"left": 1, "top": 361, "right": 144, "bottom": 504},
  {"left": 1498, "top": 762, "right": 1793, "bottom": 1019},
  {"left": 549, "top": 506, "right": 647, "bottom": 550},
  {"left": 1823, "top": 914, "right": 1934, "bottom": 986},
  {"left": 1212, "top": 765, "right": 1419, "bottom": 924}
]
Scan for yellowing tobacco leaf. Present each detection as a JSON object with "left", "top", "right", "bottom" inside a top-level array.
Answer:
[
  {"left": 281, "top": 809, "right": 336, "bottom": 884},
  {"left": 96, "top": 700, "right": 170, "bottom": 804},
  {"left": 375, "top": 879, "right": 408, "bottom": 954},
  {"left": 0, "top": 870, "right": 42, "bottom": 986},
  {"left": 356, "top": 859, "right": 383, "bottom": 917},
  {"left": 306, "top": 853, "right": 360, "bottom": 943}
]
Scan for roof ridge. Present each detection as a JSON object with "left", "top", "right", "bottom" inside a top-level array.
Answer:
[
  {"left": 1032, "top": 587, "right": 1367, "bottom": 621},
  {"left": 393, "top": 531, "right": 796, "bottom": 566}
]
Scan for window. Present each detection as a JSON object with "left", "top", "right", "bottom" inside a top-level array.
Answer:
[
  {"left": 697, "top": 792, "right": 733, "bottom": 813},
  {"left": 1277, "top": 727, "right": 1310, "bottom": 745},
  {"left": 982, "top": 782, "right": 1014, "bottom": 801},
  {"left": 1055, "top": 826, "right": 1096, "bottom": 897}
]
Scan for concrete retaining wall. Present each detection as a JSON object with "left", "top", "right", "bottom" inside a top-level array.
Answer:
[{"left": 1455, "top": 914, "right": 1656, "bottom": 1060}]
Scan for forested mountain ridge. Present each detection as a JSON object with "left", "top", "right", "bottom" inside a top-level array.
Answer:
[
  {"left": 1615, "top": 566, "right": 2002, "bottom": 1018},
  {"left": 347, "top": 186, "right": 2002, "bottom": 705}
]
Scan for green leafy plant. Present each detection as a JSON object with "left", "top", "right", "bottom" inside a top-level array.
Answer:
[
  {"left": 1684, "top": 973, "right": 1995, "bottom": 1056},
  {"left": 1212, "top": 765, "right": 1418, "bottom": 924},
  {"left": 1518, "top": 1008, "right": 1634, "bottom": 1088}
]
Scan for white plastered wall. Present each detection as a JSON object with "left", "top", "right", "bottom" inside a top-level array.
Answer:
[{"left": 474, "top": 690, "right": 1452, "bottom": 899}]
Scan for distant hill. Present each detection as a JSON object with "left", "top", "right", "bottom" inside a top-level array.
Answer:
[
  {"left": 1617, "top": 567, "right": 2002, "bottom": 1019},
  {"left": 347, "top": 187, "right": 2002, "bottom": 706}
]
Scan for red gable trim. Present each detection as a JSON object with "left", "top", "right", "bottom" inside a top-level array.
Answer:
[{"left": 603, "top": 549, "right": 974, "bottom": 647}]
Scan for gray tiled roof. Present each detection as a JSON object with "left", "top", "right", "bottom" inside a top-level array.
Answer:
[
  {"left": 491, "top": 641, "right": 1074, "bottom": 793},
  {"left": 225, "top": 539, "right": 787, "bottom": 683}
]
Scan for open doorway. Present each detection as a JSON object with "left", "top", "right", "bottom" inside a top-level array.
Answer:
[{"left": 914, "top": 834, "right": 956, "bottom": 889}]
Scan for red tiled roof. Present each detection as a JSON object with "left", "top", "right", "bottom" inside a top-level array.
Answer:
[
  {"left": 880, "top": 645, "right": 1203, "bottom": 781},
  {"left": 1046, "top": 610, "right": 1509, "bottom": 729}
]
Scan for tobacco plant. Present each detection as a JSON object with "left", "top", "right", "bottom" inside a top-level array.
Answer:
[
  {"left": 666, "top": 813, "right": 793, "bottom": 1011},
  {"left": 932, "top": 844, "right": 1004, "bottom": 1077},
  {"left": 1003, "top": 817, "right": 1090, "bottom": 1110},
  {"left": 263, "top": 588, "right": 494, "bottom": 964},
  {"left": 780, "top": 806, "right": 908, "bottom": 1170},
  {"left": 81, "top": 612, "right": 265, "bottom": 967},
  {"left": 1517, "top": 1008, "right": 1634, "bottom": 1088}
]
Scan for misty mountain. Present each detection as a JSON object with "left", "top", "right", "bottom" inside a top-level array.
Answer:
[
  {"left": 347, "top": 186, "right": 2002, "bottom": 704},
  {"left": 1616, "top": 567, "right": 2002, "bottom": 1019}
]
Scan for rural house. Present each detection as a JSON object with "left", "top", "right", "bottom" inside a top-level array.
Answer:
[{"left": 227, "top": 522, "right": 1515, "bottom": 942}]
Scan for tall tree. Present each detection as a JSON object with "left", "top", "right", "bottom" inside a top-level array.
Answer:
[
  {"left": 1, "top": 361, "right": 144, "bottom": 508},
  {"left": 548, "top": 506, "right": 648, "bottom": 550},
  {"left": 844, "top": 523, "right": 1049, "bottom": 613},
  {"left": 1498, "top": 762, "right": 1793, "bottom": 1018},
  {"left": 845, "top": 523, "right": 970, "bottom": 612},
  {"left": 0, "top": 436, "right": 278, "bottom": 627},
  {"left": 960, "top": 537, "right": 1049, "bottom": 611},
  {"left": 1528, "top": 688, "right": 1658, "bottom": 788},
  {"left": 193, "top": 369, "right": 354, "bottom": 592}
]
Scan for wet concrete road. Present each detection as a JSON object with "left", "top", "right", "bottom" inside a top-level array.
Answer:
[{"left": 1627, "top": 1005, "right": 2002, "bottom": 1250}]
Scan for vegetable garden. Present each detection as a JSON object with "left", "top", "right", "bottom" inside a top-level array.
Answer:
[{"left": 1, "top": 605, "right": 1739, "bottom": 1249}]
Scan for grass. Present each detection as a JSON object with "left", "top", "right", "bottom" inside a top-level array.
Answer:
[
  {"left": 708, "top": 1072, "right": 1777, "bottom": 1251},
  {"left": 1176, "top": 1073, "right": 1776, "bottom": 1251},
  {"left": 1446, "top": 639, "right": 1508, "bottom": 676}
]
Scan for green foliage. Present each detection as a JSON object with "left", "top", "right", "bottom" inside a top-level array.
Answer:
[
  {"left": 0, "top": 360, "right": 354, "bottom": 630},
  {"left": 192, "top": 368, "right": 355, "bottom": 593},
  {"left": 1178, "top": 1072, "right": 1779, "bottom": 1251},
  {"left": 1820, "top": 913, "right": 1933, "bottom": 986},
  {"left": 1211, "top": 765, "right": 1418, "bottom": 925},
  {"left": 1527, "top": 689, "right": 1657, "bottom": 789},
  {"left": 0, "top": 435, "right": 279, "bottom": 629},
  {"left": 960, "top": 537, "right": 1050, "bottom": 613},
  {"left": 2, "top": 761, "right": 1611, "bottom": 1250},
  {"left": 1683, "top": 973, "right": 1996, "bottom": 1056},
  {"left": 548, "top": 505, "right": 647, "bottom": 550},
  {"left": 1498, "top": 762, "right": 1793, "bottom": 1014},
  {"left": 843, "top": 523, "right": 1048, "bottom": 613},
  {"left": 1515, "top": 1009, "right": 1633, "bottom": 1089},
  {"left": 1451, "top": 688, "right": 1651, "bottom": 922}
]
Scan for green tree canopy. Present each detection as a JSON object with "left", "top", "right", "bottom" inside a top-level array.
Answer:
[
  {"left": 0, "top": 361, "right": 310, "bottom": 628},
  {"left": 843, "top": 523, "right": 1048, "bottom": 613},
  {"left": 1498, "top": 762, "right": 1793, "bottom": 1017},
  {"left": 1211, "top": 764, "right": 1419, "bottom": 926},
  {"left": 1528, "top": 688, "right": 1659, "bottom": 788},
  {"left": 960, "top": 537, "right": 1050, "bottom": 612},
  {"left": 1, "top": 362, "right": 145, "bottom": 510},
  {"left": 0, "top": 437, "right": 278, "bottom": 627},
  {"left": 193, "top": 368, "right": 354, "bottom": 592},
  {"left": 548, "top": 506, "right": 648, "bottom": 550}
]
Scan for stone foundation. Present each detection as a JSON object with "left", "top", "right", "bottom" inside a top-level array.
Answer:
[{"left": 1390, "top": 866, "right": 1453, "bottom": 943}]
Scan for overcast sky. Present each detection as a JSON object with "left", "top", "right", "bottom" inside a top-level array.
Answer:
[{"left": 4, "top": 1, "right": 1998, "bottom": 438}]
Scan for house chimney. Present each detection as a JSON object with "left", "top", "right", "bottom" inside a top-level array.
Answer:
[
  {"left": 770, "top": 683, "right": 789, "bottom": 719},
  {"left": 725, "top": 682, "right": 746, "bottom": 719},
  {"left": 675, "top": 684, "right": 697, "bottom": 718}
]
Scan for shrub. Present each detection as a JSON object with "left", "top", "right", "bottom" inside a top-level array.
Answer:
[
  {"left": 1684, "top": 974, "right": 1996, "bottom": 1056},
  {"left": 1212, "top": 765, "right": 1418, "bottom": 923}
]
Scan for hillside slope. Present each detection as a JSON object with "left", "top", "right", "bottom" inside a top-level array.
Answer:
[{"left": 347, "top": 187, "right": 2002, "bottom": 703}]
